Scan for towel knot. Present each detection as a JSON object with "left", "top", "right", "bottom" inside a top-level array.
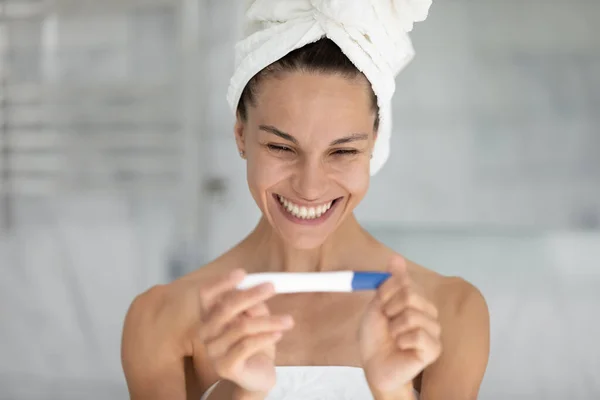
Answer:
[{"left": 247, "top": 0, "right": 430, "bottom": 33}]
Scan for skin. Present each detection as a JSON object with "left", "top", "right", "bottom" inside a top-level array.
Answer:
[{"left": 121, "top": 72, "right": 490, "bottom": 400}]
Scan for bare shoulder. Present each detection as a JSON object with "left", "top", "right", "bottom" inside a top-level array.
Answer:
[
  {"left": 407, "top": 259, "right": 489, "bottom": 325},
  {"left": 407, "top": 258, "right": 490, "bottom": 383},
  {"left": 403, "top": 262, "right": 490, "bottom": 396},
  {"left": 438, "top": 276, "right": 488, "bottom": 331},
  {"left": 124, "top": 246, "right": 251, "bottom": 334},
  {"left": 171, "top": 244, "right": 248, "bottom": 287},
  {"left": 438, "top": 276, "right": 488, "bottom": 321},
  {"left": 126, "top": 248, "right": 243, "bottom": 326},
  {"left": 122, "top": 249, "right": 245, "bottom": 397}
]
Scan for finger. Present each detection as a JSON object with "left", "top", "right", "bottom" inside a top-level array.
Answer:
[
  {"left": 199, "top": 269, "right": 247, "bottom": 312},
  {"left": 377, "top": 255, "right": 411, "bottom": 304},
  {"left": 388, "top": 254, "right": 408, "bottom": 276},
  {"left": 201, "top": 283, "right": 276, "bottom": 341},
  {"left": 215, "top": 332, "right": 283, "bottom": 375},
  {"left": 206, "top": 315, "right": 293, "bottom": 359},
  {"left": 244, "top": 301, "right": 270, "bottom": 318},
  {"left": 396, "top": 328, "right": 442, "bottom": 365},
  {"left": 377, "top": 272, "right": 412, "bottom": 304},
  {"left": 388, "top": 308, "right": 441, "bottom": 340},
  {"left": 383, "top": 286, "right": 439, "bottom": 320}
]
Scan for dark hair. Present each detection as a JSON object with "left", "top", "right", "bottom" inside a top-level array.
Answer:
[{"left": 236, "top": 38, "right": 380, "bottom": 131}]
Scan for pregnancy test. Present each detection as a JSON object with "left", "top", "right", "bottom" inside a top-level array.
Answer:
[{"left": 236, "top": 271, "right": 391, "bottom": 294}]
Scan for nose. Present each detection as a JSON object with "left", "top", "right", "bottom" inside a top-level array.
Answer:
[{"left": 290, "top": 157, "right": 328, "bottom": 202}]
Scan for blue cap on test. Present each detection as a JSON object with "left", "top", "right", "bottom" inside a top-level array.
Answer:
[{"left": 351, "top": 272, "right": 391, "bottom": 291}]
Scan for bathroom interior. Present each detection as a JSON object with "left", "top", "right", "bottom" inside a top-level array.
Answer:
[{"left": 0, "top": 0, "right": 599, "bottom": 398}]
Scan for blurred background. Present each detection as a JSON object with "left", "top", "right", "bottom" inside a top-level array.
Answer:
[{"left": 0, "top": 0, "right": 598, "bottom": 398}]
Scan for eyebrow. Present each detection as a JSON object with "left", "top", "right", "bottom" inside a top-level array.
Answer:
[
  {"left": 329, "top": 133, "right": 369, "bottom": 146},
  {"left": 259, "top": 125, "right": 369, "bottom": 146},
  {"left": 259, "top": 125, "right": 298, "bottom": 144}
]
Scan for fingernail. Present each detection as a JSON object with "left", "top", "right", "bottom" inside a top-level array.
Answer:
[
  {"left": 273, "top": 332, "right": 283, "bottom": 339},
  {"left": 282, "top": 316, "right": 294, "bottom": 327}
]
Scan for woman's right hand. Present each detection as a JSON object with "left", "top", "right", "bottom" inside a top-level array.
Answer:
[
  {"left": 198, "top": 269, "right": 294, "bottom": 395},
  {"left": 121, "top": 268, "right": 294, "bottom": 399}
]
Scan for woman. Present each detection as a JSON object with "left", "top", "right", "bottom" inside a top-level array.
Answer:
[{"left": 121, "top": 1, "right": 490, "bottom": 399}]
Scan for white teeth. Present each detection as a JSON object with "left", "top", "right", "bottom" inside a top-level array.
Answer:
[
  {"left": 277, "top": 195, "right": 334, "bottom": 220},
  {"left": 299, "top": 207, "right": 308, "bottom": 219}
]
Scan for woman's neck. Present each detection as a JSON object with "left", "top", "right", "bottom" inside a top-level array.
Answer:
[{"left": 241, "top": 214, "right": 377, "bottom": 273}]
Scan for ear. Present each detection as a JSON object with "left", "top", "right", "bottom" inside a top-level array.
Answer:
[{"left": 234, "top": 113, "right": 246, "bottom": 156}]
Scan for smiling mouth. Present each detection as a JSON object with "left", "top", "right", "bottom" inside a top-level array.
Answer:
[{"left": 274, "top": 194, "right": 341, "bottom": 221}]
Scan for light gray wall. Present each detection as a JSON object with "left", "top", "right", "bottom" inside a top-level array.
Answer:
[
  {"left": 0, "top": 0, "right": 598, "bottom": 398},
  {"left": 201, "top": 0, "right": 600, "bottom": 260}
]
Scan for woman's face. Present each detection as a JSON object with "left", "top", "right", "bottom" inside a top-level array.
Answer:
[{"left": 235, "top": 72, "right": 377, "bottom": 249}]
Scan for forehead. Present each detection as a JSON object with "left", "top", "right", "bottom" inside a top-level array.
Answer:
[{"left": 249, "top": 72, "right": 374, "bottom": 136}]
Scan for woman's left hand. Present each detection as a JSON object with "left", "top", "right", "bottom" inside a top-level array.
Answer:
[{"left": 359, "top": 254, "right": 442, "bottom": 397}]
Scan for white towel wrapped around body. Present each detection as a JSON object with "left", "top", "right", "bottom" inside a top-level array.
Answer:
[{"left": 227, "top": 0, "right": 432, "bottom": 175}]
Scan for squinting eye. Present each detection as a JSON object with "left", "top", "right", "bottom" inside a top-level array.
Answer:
[
  {"left": 332, "top": 149, "right": 359, "bottom": 156},
  {"left": 267, "top": 144, "right": 293, "bottom": 153}
]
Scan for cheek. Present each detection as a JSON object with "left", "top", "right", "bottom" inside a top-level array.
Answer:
[
  {"left": 247, "top": 153, "right": 285, "bottom": 193},
  {"left": 333, "top": 161, "right": 370, "bottom": 197}
]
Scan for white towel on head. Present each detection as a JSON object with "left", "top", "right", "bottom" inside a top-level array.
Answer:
[{"left": 227, "top": 0, "right": 432, "bottom": 175}]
